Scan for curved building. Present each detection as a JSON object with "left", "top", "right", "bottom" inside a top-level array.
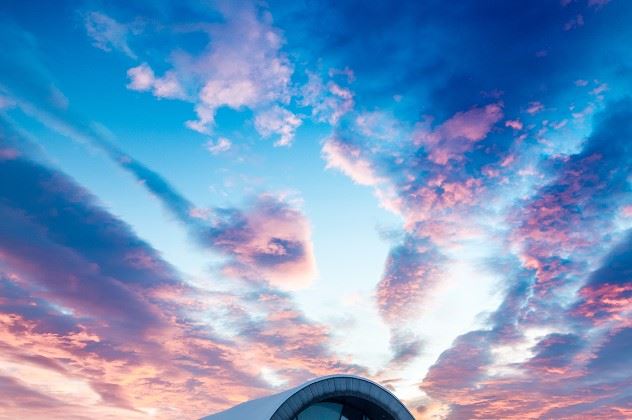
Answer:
[{"left": 201, "top": 374, "right": 415, "bottom": 420}]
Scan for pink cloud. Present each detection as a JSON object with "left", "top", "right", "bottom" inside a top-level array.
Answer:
[
  {"left": 0, "top": 149, "right": 359, "bottom": 418},
  {"left": 419, "top": 324, "right": 631, "bottom": 419},
  {"left": 421, "top": 331, "right": 490, "bottom": 401},
  {"left": 414, "top": 104, "right": 503, "bottom": 164},
  {"left": 575, "top": 283, "right": 632, "bottom": 325},
  {"left": 510, "top": 152, "right": 612, "bottom": 294},
  {"left": 211, "top": 194, "right": 317, "bottom": 290},
  {"left": 0, "top": 148, "right": 19, "bottom": 160},
  {"left": 501, "top": 154, "right": 516, "bottom": 167},
  {"left": 376, "top": 237, "right": 444, "bottom": 324},
  {"left": 395, "top": 176, "right": 485, "bottom": 230},
  {"left": 505, "top": 119, "right": 523, "bottom": 130},
  {"left": 322, "top": 136, "right": 382, "bottom": 186},
  {"left": 527, "top": 101, "right": 544, "bottom": 114},
  {"left": 440, "top": 104, "right": 503, "bottom": 141}
]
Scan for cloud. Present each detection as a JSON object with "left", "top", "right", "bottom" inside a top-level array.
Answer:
[
  {"left": 421, "top": 331, "right": 491, "bottom": 401},
  {"left": 94, "top": 136, "right": 317, "bottom": 290},
  {"left": 163, "top": 3, "right": 294, "bottom": 140},
  {"left": 526, "top": 101, "right": 544, "bottom": 114},
  {"left": 512, "top": 99, "right": 632, "bottom": 296},
  {"left": 505, "top": 119, "right": 523, "bottom": 130},
  {"left": 388, "top": 330, "right": 424, "bottom": 366},
  {"left": 587, "top": 327, "right": 632, "bottom": 374},
  {"left": 254, "top": 105, "right": 302, "bottom": 147},
  {"left": 203, "top": 194, "right": 317, "bottom": 290},
  {"left": 411, "top": 99, "right": 632, "bottom": 418},
  {"left": 420, "top": 322, "right": 630, "bottom": 419},
  {"left": 94, "top": 3, "right": 356, "bottom": 145},
  {"left": 301, "top": 72, "right": 354, "bottom": 125},
  {"left": 0, "top": 135, "right": 181, "bottom": 336},
  {"left": 206, "top": 137, "right": 232, "bottom": 154},
  {"left": 0, "top": 375, "right": 62, "bottom": 410},
  {"left": 354, "top": 111, "right": 402, "bottom": 140},
  {"left": 294, "top": 6, "right": 632, "bottom": 404},
  {"left": 376, "top": 236, "right": 443, "bottom": 324},
  {"left": 96, "top": 140, "right": 317, "bottom": 290},
  {"left": 127, "top": 63, "right": 185, "bottom": 99},
  {"left": 526, "top": 333, "right": 583, "bottom": 371},
  {"left": 0, "top": 20, "right": 318, "bottom": 291},
  {"left": 0, "top": 85, "right": 335, "bottom": 417},
  {"left": 573, "top": 231, "right": 632, "bottom": 325},
  {"left": 414, "top": 103, "right": 503, "bottom": 165},
  {"left": 0, "top": 25, "right": 342, "bottom": 403},
  {"left": 0, "top": 129, "right": 343, "bottom": 418},
  {"left": 4, "top": 1, "right": 632, "bottom": 417},
  {"left": 322, "top": 135, "right": 382, "bottom": 186},
  {"left": 126, "top": 63, "right": 154, "bottom": 90},
  {"left": 83, "top": 11, "right": 137, "bottom": 59}
]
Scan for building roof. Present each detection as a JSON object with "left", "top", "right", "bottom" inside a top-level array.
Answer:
[{"left": 200, "top": 374, "right": 414, "bottom": 420}]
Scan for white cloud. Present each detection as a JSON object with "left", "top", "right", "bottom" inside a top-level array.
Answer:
[
  {"left": 152, "top": 71, "right": 185, "bottom": 98},
  {"left": 126, "top": 64, "right": 185, "bottom": 99},
  {"left": 206, "top": 137, "right": 232, "bottom": 154},
  {"left": 127, "top": 63, "right": 154, "bottom": 91},
  {"left": 84, "top": 11, "right": 137, "bottom": 59},
  {"left": 178, "top": 4, "right": 293, "bottom": 138},
  {"left": 254, "top": 106, "right": 302, "bottom": 147},
  {"left": 120, "top": 3, "right": 355, "bottom": 146},
  {"left": 301, "top": 72, "right": 354, "bottom": 125},
  {"left": 322, "top": 137, "right": 382, "bottom": 186},
  {"left": 354, "top": 111, "right": 401, "bottom": 140}
]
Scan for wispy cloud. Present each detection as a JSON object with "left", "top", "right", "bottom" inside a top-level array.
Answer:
[{"left": 83, "top": 11, "right": 138, "bottom": 59}]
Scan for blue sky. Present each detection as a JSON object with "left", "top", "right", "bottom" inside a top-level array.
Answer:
[{"left": 1, "top": 0, "right": 631, "bottom": 418}]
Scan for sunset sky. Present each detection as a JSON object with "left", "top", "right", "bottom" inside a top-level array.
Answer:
[{"left": 1, "top": 0, "right": 631, "bottom": 418}]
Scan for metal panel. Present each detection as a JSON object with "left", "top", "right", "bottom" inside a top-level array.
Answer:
[
  {"left": 311, "top": 380, "right": 326, "bottom": 400},
  {"left": 284, "top": 395, "right": 301, "bottom": 418},
  {"left": 276, "top": 404, "right": 293, "bottom": 420},
  {"left": 332, "top": 377, "right": 345, "bottom": 393}
]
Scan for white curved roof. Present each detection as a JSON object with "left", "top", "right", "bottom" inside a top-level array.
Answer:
[
  {"left": 200, "top": 378, "right": 300, "bottom": 420},
  {"left": 200, "top": 374, "right": 412, "bottom": 420}
]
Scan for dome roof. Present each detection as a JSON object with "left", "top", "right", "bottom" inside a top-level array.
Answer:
[{"left": 201, "top": 374, "right": 414, "bottom": 420}]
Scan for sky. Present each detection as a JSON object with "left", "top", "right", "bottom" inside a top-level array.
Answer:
[{"left": 0, "top": 0, "right": 631, "bottom": 418}]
